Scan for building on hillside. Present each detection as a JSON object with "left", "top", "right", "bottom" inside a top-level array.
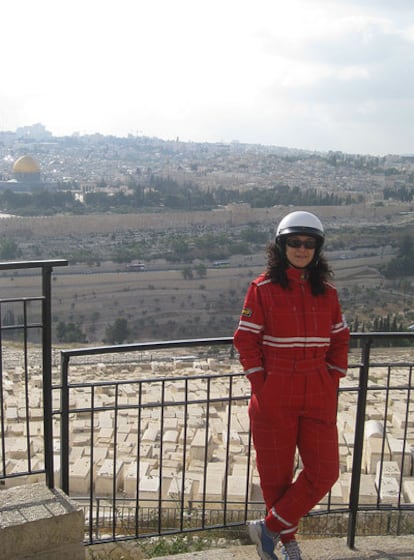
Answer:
[
  {"left": 0, "top": 155, "right": 53, "bottom": 192},
  {"left": 13, "top": 155, "right": 41, "bottom": 183}
]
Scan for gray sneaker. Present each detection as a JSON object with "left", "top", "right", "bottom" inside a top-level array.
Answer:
[
  {"left": 281, "top": 539, "right": 302, "bottom": 560},
  {"left": 247, "top": 519, "right": 279, "bottom": 560}
]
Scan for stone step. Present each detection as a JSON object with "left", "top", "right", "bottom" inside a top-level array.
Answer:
[{"left": 0, "top": 483, "right": 84, "bottom": 560}]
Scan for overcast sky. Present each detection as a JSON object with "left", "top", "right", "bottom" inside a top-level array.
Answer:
[{"left": 1, "top": 0, "right": 414, "bottom": 155}]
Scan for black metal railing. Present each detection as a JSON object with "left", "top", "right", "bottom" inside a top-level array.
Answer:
[
  {"left": 0, "top": 259, "right": 67, "bottom": 489},
  {"left": 0, "top": 259, "right": 414, "bottom": 550},
  {"left": 56, "top": 334, "right": 414, "bottom": 548}
]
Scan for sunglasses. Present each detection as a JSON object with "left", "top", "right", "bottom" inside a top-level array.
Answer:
[{"left": 285, "top": 237, "right": 317, "bottom": 249}]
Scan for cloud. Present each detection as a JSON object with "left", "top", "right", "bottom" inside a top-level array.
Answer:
[{"left": 1, "top": 0, "right": 414, "bottom": 154}]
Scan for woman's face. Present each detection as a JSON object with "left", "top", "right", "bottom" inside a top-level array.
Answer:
[{"left": 285, "top": 235, "right": 317, "bottom": 269}]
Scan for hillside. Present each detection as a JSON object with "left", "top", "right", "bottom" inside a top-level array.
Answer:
[{"left": 0, "top": 203, "right": 412, "bottom": 343}]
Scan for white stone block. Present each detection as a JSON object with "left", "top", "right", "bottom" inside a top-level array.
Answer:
[
  {"left": 376, "top": 476, "right": 400, "bottom": 504},
  {"left": 358, "top": 474, "right": 378, "bottom": 505},
  {"left": 403, "top": 478, "right": 414, "bottom": 503},
  {"left": 202, "top": 473, "right": 223, "bottom": 507},
  {"left": 95, "top": 459, "right": 124, "bottom": 496},
  {"left": 365, "top": 419, "right": 383, "bottom": 439},
  {"left": 9, "top": 459, "right": 43, "bottom": 486},
  {"left": 393, "top": 411, "right": 414, "bottom": 429},
  {"left": 69, "top": 447, "right": 84, "bottom": 461},
  {"left": 167, "top": 475, "right": 194, "bottom": 506},
  {"left": 365, "top": 437, "right": 390, "bottom": 474},
  {"left": 5, "top": 406, "right": 18, "bottom": 421},
  {"left": 69, "top": 457, "right": 93, "bottom": 495},
  {"left": 375, "top": 460, "right": 401, "bottom": 504},
  {"left": 387, "top": 436, "right": 412, "bottom": 476},
  {"left": 138, "top": 474, "right": 160, "bottom": 506},
  {"left": 124, "top": 462, "right": 139, "bottom": 497},
  {"left": 376, "top": 460, "right": 400, "bottom": 480},
  {"left": 142, "top": 426, "right": 160, "bottom": 442},
  {"left": 190, "top": 430, "right": 213, "bottom": 462},
  {"left": 5, "top": 437, "right": 33, "bottom": 459},
  {"left": 226, "top": 475, "right": 247, "bottom": 508},
  {"left": 164, "top": 430, "right": 179, "bottom": 443}
]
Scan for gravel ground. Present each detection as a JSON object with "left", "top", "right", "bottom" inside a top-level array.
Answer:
[{"left": 150, "top": 536, "right": 414, "bottom": 560}]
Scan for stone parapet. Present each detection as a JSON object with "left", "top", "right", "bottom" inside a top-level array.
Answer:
[{"left": 0, "top": 482, "right": 84, "bottom": 560}]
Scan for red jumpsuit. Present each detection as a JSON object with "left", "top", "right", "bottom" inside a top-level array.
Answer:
[{"left": 234, "top": 267, "right": 349, "bottom": 539}]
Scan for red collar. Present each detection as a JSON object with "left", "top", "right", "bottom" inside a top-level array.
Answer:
[{"left": 287, "top": 266, "right": 309, "bottom": 281}]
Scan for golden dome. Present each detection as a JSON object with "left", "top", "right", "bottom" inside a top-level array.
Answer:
[{"left": 13, "top": 155, "right": 41, "bottom": 174}]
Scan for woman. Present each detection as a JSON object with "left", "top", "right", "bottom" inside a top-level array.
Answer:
[{"left": 234, "top": 211, "right": 350, "bottom": 560}]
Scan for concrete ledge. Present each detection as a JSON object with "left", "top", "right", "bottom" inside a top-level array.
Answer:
[{"left": 0, "top": 482, "right": 84, "bottom": 560}]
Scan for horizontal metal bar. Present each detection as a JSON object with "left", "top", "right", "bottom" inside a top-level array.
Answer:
[
  {"left": 0, "top": 297, "right": 44, "bottom": 303},
  {"left": 60, "top": 332, "right": 414, "bottom": 361},
  {"left": 352, "top": 331, "right": 414, "bottom": 339},
  {"left": 61, "top": 336, "right": 234, "bottom": 358},
  {"left": 0, "top": 259, "right": 68, "bottom": 271}
]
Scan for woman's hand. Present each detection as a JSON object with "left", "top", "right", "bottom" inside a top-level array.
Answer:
[{"left": 247, "top": 369, "right": 266, "bottom": 394}]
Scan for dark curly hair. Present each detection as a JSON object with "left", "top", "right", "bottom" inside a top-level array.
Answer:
[{"left": 265, "top": 240, "right": 333, "bottom": 296}]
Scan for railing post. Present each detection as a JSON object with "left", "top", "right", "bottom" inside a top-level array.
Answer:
[
  {"left": 60, "top": 352, "right": 70, "bottom": 494},
  {"left": 347, "top": 336, "right": 372, "bottom": 549},
  {"left": 42, "top": 265, "right": 54, "bottom": 489}
]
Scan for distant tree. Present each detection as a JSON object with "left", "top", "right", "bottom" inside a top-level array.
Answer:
[
  {"left": 194, "top": 264, "right": 207, "bottom": 278},
  {"left": 399, "top": 234, "right": 413, "bottom": 255},
  {"left": 105, "top": 318, "right": 130, "bottom": 344},
  {"left": 240, "top": 226, "right": 268, "bottom": 244},
  {"left": 0, "top": 238, "right": 21, "bottom": 259},
  {"left": 56, "top": 321, "right": 86, "bottom": 343},
  {"left": 381, "top": 234, "right": 414, "bottom": 277},
  {"left": 3, "top": 309, "right": 16, "bottom": 338},
  {"left": 182, "top": 267, "right": 193, "bottom": 280},
  {"left": 3, "top": 309, "right": 15, "bottom": 326}
]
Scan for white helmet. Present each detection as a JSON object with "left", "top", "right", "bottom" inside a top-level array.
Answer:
[{"left": 276, "top": 211, "right": 325, "bottom": 245}]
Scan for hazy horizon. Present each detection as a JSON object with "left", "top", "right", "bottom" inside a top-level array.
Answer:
[{"left": 1, "top": 1, "right": 414, "bottom": 157}]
